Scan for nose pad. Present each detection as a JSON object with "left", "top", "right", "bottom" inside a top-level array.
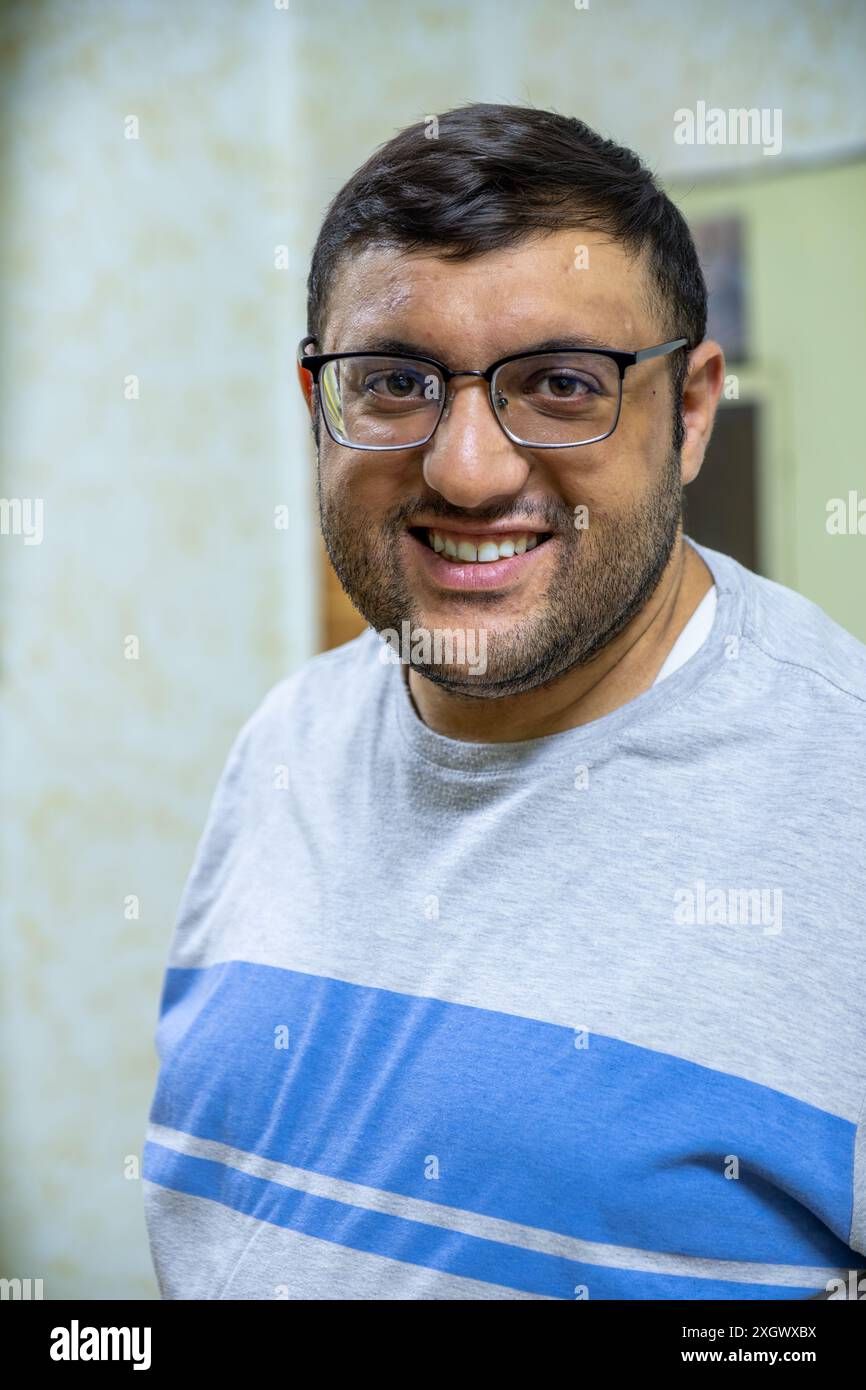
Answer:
[{"left": 438, "top": 380, "right": 508, "bottom": 433}]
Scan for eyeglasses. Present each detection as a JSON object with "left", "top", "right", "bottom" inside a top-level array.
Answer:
[{"left": 297, "top": 337, "right": 687, "bottom": 450}]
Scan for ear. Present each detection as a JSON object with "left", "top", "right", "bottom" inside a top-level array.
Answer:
[
  {"left": 679, "top": 339, "right": 726, "bottom": 486},
  {"left": 297, "top": 359, "right": 315, "bottom": 414}
]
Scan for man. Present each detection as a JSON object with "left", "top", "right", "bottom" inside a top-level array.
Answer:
[{"left": 143, "top": 103, "right": 866, "bottom": 1300}]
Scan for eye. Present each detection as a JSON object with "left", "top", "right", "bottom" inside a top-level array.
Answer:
[
  {"left": 364, "top": 368, "right": 425, "bottom": 399},
  {"left": 531, "top": 370, "right": 596, "bottom": 399}
]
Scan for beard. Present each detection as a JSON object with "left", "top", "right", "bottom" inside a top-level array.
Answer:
[{"left": 317, "top": 441, "right": 683, "bottom": 699}]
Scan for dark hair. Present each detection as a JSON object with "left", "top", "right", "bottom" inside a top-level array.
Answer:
[{"left": 307, "top": 102, "right": 706, "bottom": 416}]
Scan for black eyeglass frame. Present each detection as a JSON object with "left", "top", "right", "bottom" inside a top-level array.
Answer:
[{"left": 297, "top": 336, "right": 688, "bottom": 450}]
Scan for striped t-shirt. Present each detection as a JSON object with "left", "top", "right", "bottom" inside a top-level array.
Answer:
[{"left": 143, "top": 539, "right": 866, "bottom": 1300}]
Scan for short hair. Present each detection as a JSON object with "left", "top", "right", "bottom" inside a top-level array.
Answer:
[{"left": 306, "top": 101, "right": 706, "bottom": 420}]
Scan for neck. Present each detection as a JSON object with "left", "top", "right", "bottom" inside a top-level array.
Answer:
[{"left": 406, "top": 534, "right": 714, "bottom": 742}]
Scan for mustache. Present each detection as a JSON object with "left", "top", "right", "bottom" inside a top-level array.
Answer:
[{"left": 383, "top": 497, "right": 575, "bottom": 534}]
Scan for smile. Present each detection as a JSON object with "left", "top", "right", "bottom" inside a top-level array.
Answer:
[
  {"left": 404, "top": 525, "right": 557, "bottom": 592},
  {"left": 415, "top": 527, "right": 552, "bottom": 562}
]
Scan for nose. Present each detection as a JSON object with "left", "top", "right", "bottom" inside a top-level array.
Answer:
[{"left": 421, "top": 375, "right": 531, "bottom": 509}]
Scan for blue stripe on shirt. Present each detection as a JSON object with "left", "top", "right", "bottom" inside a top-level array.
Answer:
[{"left": 148, "top": 959, "right": 858, "bottom": 1269}]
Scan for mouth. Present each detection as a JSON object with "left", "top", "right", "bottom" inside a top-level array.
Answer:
[
  {"left": 409, "top": 526, "right": 553, "bottom": 561},
  {"left": 404, "top": 525, "right": 557, "bottom": 592}
]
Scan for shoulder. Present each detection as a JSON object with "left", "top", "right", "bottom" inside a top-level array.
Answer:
[
  {"left": 694, "top": 540, "right": 866, "bottom": 712},
  {"left": 234, "top": 625, "right": 388, "bottom": 756}
]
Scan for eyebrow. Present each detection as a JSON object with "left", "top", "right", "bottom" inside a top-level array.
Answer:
[{"left": 342, "top": 333, "right": 620, "bottom": 362}]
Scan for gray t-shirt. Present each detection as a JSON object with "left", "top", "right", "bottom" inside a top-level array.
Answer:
[{"left": 143, "top": 538, "right": 866, "bottom": 1300}]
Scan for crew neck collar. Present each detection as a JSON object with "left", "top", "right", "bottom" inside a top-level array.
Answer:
[{"left": 387, "top": 538, "right": 747, "bottom": 775}]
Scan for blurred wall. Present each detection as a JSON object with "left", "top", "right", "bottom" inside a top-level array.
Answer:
[
  {"left": 1, "top": 0, "right": 863, "bottom": 1299},
  {"left": 668, "top": 158, "right": 866, "bottom": 643},
  {"left": 0, "top": 0, "right": 317, "bottom": 1299}
]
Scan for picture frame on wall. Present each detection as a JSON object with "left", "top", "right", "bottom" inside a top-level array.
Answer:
[{"left": 690, "top": 214, "right": 749, "bottom": 365}]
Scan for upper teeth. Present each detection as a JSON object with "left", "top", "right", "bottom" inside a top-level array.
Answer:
[{"left": 428, "top": 530, "right": 540, "bottom": 562}]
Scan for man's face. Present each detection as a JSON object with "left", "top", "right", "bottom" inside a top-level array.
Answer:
[{"left": 310, "top": 227, "right": 686, "bottom": 696}]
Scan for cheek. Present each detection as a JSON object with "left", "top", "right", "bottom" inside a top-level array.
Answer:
[
  {"left": 320, "top": 446, "right": 411, "bottom": 522},
  {"left": 605, "top": 394, "right": 674, "bottom": 480},
  {"left": 319, "top": 443, "right": 370, "bottom": 494},
  {"left": 626, "top": 381, "right": 675, "bottom": 447},
  {"left": 549, "top": 447, "right": 640, "bottom": 518},
  {"left": 551, "top": 438, "right": 670, "bottom": 522}
]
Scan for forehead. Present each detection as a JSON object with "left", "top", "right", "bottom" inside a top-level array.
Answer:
[{"left": 322, "top": 227, "right": 659, "bottom": 357}]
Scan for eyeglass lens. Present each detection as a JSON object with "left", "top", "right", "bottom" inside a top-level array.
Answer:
[{"left": 318, "top": 353, "right": 621, "bottom": 447}]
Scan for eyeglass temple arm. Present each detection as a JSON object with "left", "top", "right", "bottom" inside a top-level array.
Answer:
[{"left": 633, "top": 337, "right": 688, "bottom": 364}]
